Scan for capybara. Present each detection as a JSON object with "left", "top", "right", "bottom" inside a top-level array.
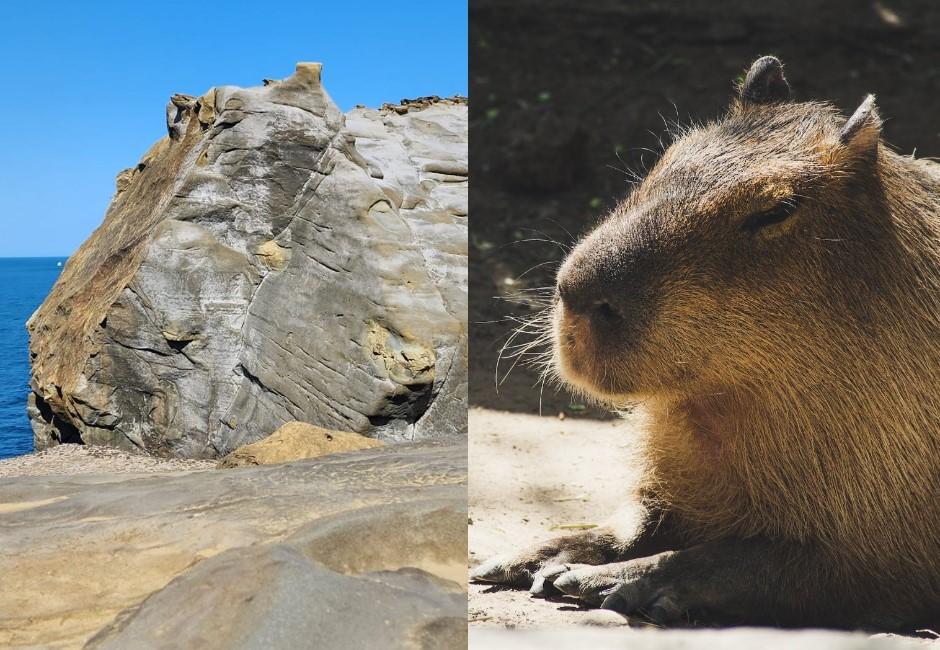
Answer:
[{"left": 472, "top": 56, "right": 940, "bottom": 630}]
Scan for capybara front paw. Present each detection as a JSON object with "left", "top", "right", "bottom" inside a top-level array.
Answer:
[
  {"left": 471, "top": 529, "right": 620, "bottom": 594},
  {"left": 552, "top": 552, "right": 684, "bottom": 623},
  {"left": 600, "top": 576, "right": 684, "bottom": 624},
  {"left": 470, "top": 554, "right": 574, "bottom": 595},
  {"left": 470, "top": 528, "right": 618, "bottom": 596}
]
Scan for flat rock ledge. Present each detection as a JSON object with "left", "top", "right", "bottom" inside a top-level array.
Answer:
[{"left": 0, "top": 443, "right": 466, "bottom": 649}]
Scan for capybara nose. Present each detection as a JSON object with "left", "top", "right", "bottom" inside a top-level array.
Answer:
[{"left": 557, "top": 273, "right": 623, "bottom": 325}]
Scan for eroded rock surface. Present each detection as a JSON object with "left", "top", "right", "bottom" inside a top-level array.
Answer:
[
  {"left": 27, "top": 62, "right": 468, "bottom": 458},
  {"left": 0, "top": 443, "right": 466, "bottom": 649}
]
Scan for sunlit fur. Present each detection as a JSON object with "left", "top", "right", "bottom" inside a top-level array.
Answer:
[{"left": 522, "top": 94, "right": 940, "bottom": 620}]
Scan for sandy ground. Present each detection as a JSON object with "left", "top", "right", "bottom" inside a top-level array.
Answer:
[
  {"left": 0, "top": 444, "right": 215, "bottom": 478},
  {"left": 469, "top": 406, "right": 642, "bottom": 628}
]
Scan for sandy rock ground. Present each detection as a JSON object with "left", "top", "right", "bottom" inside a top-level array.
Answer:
[
  {"left": 1, "top": 442, "right": 465, "bottom": 648},
  {"left": 468, "top": 408, "right": 939, "bottom": 647},
  {"left": 0, "top": 444, "right": 215, "bottom": 478}
]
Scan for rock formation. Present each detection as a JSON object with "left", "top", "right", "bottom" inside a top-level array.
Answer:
[
  {"left": 26, "top": 62, "right": 468, "bottom": 458},
  {"left": 0, "top": 443, "right": 466, "bottom": 649}
]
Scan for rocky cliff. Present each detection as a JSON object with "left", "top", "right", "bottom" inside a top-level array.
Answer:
[{"left": 26, "top": 63, "right": 468, "bottom": 458}]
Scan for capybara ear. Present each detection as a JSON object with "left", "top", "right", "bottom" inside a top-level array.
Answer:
[
  {"left": 738, "top": 56, "right": 791, "bottom": 105},
  {"left": 840, "top": 94, "right": 881, "bottom": 153}
]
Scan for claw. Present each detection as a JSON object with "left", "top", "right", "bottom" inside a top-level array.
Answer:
[
  {"left": 551, "top": 571, "right": 580, "bottom": 596},
  {"left": 529, "top": 573, "right": 547, "bottom": 595},
  {"left": 530, "top": 563, "right": 568, "bottom": 597}
]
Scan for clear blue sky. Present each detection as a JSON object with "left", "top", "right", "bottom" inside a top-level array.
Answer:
[{"left": 0, "top": 1, "right": 467, "bottom": 257}]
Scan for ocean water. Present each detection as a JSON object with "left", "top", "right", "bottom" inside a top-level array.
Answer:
[{"left": 0, "top": 257, "right": 66, "bottom": 459}]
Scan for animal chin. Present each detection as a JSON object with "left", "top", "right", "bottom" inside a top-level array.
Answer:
[{"left": 552, "top": 309, "right": 636, "bottom": 401}]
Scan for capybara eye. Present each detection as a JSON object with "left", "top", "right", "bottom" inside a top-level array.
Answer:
[{"left": 741, "top": 197, "right": 801, "bottom": 233}]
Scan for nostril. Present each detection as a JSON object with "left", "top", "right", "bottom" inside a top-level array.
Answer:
[
  {"left": 557, "top": 281, "right": 621, "bottom": 322},
  {"left": 592, "top": 300, "right": 620, "bottom": 323}
]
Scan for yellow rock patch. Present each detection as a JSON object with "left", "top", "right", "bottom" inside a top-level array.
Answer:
[
  {"left": 217, "top": 422, "right": 382, "bottom": 469},
  {"left": 255, "top": 239, "right": 289, "bottom": 271}
]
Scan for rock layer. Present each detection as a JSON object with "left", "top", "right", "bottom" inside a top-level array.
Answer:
[
  {"left": 26, "top": 62, "right": 468, "bottom": 457},
  {"left": 0, "top": 442, "right": 466, "bottom": 649}
]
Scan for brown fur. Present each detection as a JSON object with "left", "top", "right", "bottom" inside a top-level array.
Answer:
[{"left": 486, "top": 57, "right": 940, "bottom": 628}]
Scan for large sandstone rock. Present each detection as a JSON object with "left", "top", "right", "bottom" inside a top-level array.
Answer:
[
  {"left": 216, "top": 420, "right": 383, "bottom": 468},
  {"left": 0, "top": 443, "right": 466, "bottom": 649},
  {"left": 26, "top": 62, "right": 468, "bottom": 458}
]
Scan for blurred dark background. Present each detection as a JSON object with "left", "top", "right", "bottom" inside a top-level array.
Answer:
[{"left": 469, "top": 0, "right": 940, "bottom": 417}]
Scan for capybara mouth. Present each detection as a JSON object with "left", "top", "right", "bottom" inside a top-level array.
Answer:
[{"left": 552, "top": 301, "right": 634, "bottom": 400}]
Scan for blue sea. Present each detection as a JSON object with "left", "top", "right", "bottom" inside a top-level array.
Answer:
[{"left": 0, "top": 257, "right": 66, "bottom": 459}]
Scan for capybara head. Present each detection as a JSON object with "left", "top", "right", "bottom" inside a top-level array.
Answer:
[{"left": 552, "top": 56, "right": 891, "bottom": 403}]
